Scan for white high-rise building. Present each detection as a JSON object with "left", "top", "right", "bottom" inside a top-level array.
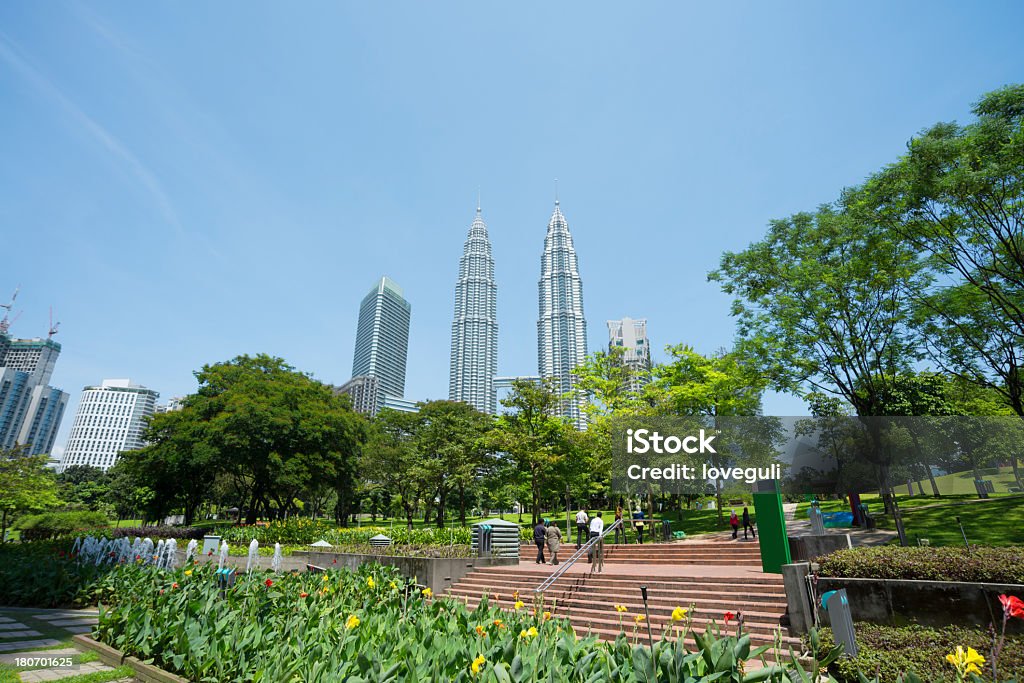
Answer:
[
  {"left": 607, "top": 317, "right": 652, "bottom": 393},
  {"left": 449, "top": 204, "right": 498, "bottom": 414},
  {"left": 59, "top": 379, "right": 159, "bottom": 472},
  {"left": 537, "top": 199, "right": 588, "bottom": 428}
]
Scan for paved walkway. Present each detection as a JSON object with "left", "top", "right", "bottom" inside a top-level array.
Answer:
[{"left": 0, "top": 608, "right": 135, "bottom": 682}]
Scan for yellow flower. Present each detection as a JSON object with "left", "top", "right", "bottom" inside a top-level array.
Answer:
[
  {"left": 390, "top": 581, "right": 398, "bottom": 590},
  {"left": 475, "top": 625, "right": 486, "bottom": 637},
  {"left": 543, "top": 611, "right": 552, "bottom": 621},
  {"left": 671, "top": 607, "right": 687, "bottom": 622},
  {"left": 514, "top": 600, "right": 525, "bottom": 610},
  {"left": 184, "top": 570, "right": 193, "bottom": 577},
  {"left": 367, "top": 576, "right": 375, "bottom": 588},
  {"left": 345, "top": 614, "right": 360, "bottom": 630},
  {"left": 493, "top": 619, "right": 505, "bottom": 629},
  {"left": 471, "top": 655, "right": 486, "bottom": 675},
  {"left": 615, "top": 605, "right": 628, "bottom": 613},
  {"left": 634, "top": 614, "right": 645, "bottom": 624},
  {"left": 422, "top": 587, "right": 433, "bottom": 598},
  {"left": 322, "top": 574, "right": 329, "bottom": 582},
  {"left": 946, "top": 646, "right": 985, "bottom": 676},
  {"left": 523, "top": 626, "right": 538, "bottom": 638}
]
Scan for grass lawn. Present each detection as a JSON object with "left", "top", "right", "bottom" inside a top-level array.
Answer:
[
  {"left": 875, "top": 495, "right": 1024, "bottom": 547},
  {"left": 911, "top": 465, "right": 1023, "bottom": 496}
]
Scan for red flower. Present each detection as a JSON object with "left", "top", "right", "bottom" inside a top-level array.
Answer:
[
  {"left": 265, "top": 579, "right": 273, "bottom": 588},
  {"left": 171, "top": 583, "right": 179, "bottom": 589},
  {"left": 300, "top": 592, "right": 309, "bottom": 598},
  {"left": 135, "top": 555, "right": 141, "bottom": 560},
  {"left": 723, "top": 611, "right": 735, "bottom": 624},
  {"left": 208, "top": 550, "right": 214, "bottom": 556},
  {"left": 333, "top": 558, "right": 337, "bottom": 564},
  {"left": 159, "top": 589, "right": 165, "bottom": 595},
  {"left": 999, "top": 594, "right": 1024, "bottom": 620}
]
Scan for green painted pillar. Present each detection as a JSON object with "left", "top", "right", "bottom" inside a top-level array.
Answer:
[{"left": 752, "top": 479, "right": 790, "bottom": 574}]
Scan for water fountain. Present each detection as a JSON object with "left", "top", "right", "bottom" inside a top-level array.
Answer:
[
  {"left": 185, "top": 539, "right": 198, "bottom": 565},
  {"left": 218, "top": 540, "right": 229, "bottom": 570},
  {"left": 155, "top": 539, "right": 166, "bottom": 567},
  {"left": 271, "top": 543, "right": 282, "bottom": 572},
  {"left": 164, "top": 538, "right": 178, "bottom": 569},
  {"left": 141, "top": 538, "right": 155, "bottom": 564},
  {"left": 245, "top": 539, "right": 259, "bottom": 573}
]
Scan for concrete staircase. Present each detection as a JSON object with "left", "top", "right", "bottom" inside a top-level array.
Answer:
[
  {"left": 446, "top": 558, "right": 800, "bottom": 653},
  {"left": 602, "top": 541, "right": 763, "bottom": 566}
]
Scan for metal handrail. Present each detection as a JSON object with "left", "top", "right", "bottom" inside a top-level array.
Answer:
[{"left": 534, "top": 519, "right": 622, "bottom": 594}]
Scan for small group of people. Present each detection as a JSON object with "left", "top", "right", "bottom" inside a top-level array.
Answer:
[
  {"left": 532, "top": 518, "right": 562, "bottom": 565},
  {"left": 729, "top": 507, "right": 756, "bottom": 540}
]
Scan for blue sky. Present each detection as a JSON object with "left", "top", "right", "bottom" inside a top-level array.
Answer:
[{"left": 2, "top": 2, "right": 1023, "bottom": 457}]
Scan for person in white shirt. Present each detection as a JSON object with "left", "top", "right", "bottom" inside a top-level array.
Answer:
[
  {"left": 575, "top": 509, "right": 589, "bottom": 549},
  {"left": 588, "top": 512, "right": 605, "bottom": 565}
]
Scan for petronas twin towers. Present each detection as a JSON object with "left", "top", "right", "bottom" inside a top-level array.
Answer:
[{"left": 449, "top": 198, "right": 587, "bottom": 425}]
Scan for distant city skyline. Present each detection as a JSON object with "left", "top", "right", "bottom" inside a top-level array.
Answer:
[{"left": 3, "top": 2, "right": 1021, "bottom": 457}]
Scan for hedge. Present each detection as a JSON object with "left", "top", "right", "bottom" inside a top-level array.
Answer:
[
  {"left": 16, "top": 510, "right": 110, "bottom": 541},
  {"left": 818, "top": 546, "right": 1024, "bottom": 584},
  {"left": 814, "top": 623, "right": 1024, "bottom": 683}
]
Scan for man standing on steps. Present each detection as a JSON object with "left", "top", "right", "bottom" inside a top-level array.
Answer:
[
  {"left": 587, "top": 511, "right": 604, "bottom": 563},
  {"left": 742, "top": 507, "right": 756, "bottom": 540},
  {"left": 545, "top": 519, "right": 562, "bottom": 565},
  {"left": 575, "top": 509, "right": 589, "bottom": 549},
  {"left": 534, "top": 519, "right": 547, "bottom": 564}
]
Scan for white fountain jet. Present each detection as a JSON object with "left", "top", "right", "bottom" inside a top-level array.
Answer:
[
  {"left": 245, "top": 539, "right": 259, "bottom": 573},
  {"left": 271, "top": 543, "right": 282, "bottom": 573},
  {"left": 218, "top": 540, "right": 229, "bottom": 571}
]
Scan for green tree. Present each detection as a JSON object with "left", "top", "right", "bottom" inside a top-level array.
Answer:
[
  {"left": 653, "top": 345, "right": 778, "bottom": 523},
  {"left": 411, "top": 400, "right": 492, "bottom": 528},
  {"left": 487, "top": 379, "right": 572, "bottom": 526},
  {"left": 0, "top": 446, "right": 60, "bottom": 542},
  {"left": 861, "top": 85, "right": 1024, "bottom": 417},
  {"left": 57, "top": 465, "right": 112, "bottom": 513},
  {"left": 710, "top": 205, "right": 928, "bottom": 525},
  {"left": 362, "top": 408, "right": 424, "bottom": 530}
]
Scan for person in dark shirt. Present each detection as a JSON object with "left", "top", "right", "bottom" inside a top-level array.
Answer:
[
  {"left": 742, "top": 507, "right": 756, "bottom": 540},
  {"left": 533, "top": 520, "right": 547, "bottom": 564}
]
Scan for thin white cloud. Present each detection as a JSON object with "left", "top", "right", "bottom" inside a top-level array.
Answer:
[{"left": 0, "top": 31, "right": 184, "bottom": 236}]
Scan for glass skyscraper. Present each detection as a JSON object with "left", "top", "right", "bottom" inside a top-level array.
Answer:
[
  {"left": 537, "top": 200, "right": 588, "bottom": 428},
  {"left": 351, "top": 276, "right": 411, "bottom": 411},
  {"left": 449, "top": 205, "right": 498, "bottom": 414}
]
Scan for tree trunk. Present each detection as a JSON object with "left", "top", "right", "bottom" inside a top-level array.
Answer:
[
  {"left": 458, "top": 483, "right": 467, "bottom": 526},
  {"left": 925, "top": 462, "right": 941, "bottom": 497}
]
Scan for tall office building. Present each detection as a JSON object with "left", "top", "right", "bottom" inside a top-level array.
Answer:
[
  {"left": 349, "top": 277, "right": 412, "bottom": 414},
  {"left": 0, "top": 333, "right": 68, "bottom": 456},
  {"left": 449, "top": 204, "right": 498, "bottom": 414},
  {"left": 607, "top": 317, "right": 652, "bottom": 393},
  {"left": 58, "top": 379, "right": 159, "bottom": 472},
  {"left": 537, "top": 200, "right": 588, "bottom": 428}
]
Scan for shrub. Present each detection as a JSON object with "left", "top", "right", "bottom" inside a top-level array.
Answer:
[
  {"left": 0, "top": 542, "right": 116, "bottom": 607},
  {"left": 818, "top": 546, "right": 1024, "bottom": 584},
  {"left": 813, "top": 623, "right": 1024, "bottom": 683},
  {"left": 95, "top": 525, "right": 206, "bottom": 541},
  {"left": 17, "top": 511, "right": 110, "bottom": 541},
  {"left": 218, "top": 520, "right": 475, "bottom": 547}
]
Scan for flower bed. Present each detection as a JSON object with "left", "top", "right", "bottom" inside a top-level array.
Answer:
[
  {"left": 817, "top": 546, "right": 1024, "bottom": 584},
  {"left": 217, "top": 519, "right": 478, "bottom": 546},
  {"left": 0, "top": 542, "right": 115, "bottom": 607},
  {"left": 92, "top": 561, "right": 859, "bottom": 682}
]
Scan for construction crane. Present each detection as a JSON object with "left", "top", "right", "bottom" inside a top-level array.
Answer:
[
  {"left": 0, "top": 286, "right": 19, "bottom": 313},
  {"left": 48, "top": 307, "right": 60, "bottom": 339},
  {"left": 0, "top": 310, "right": 21, "bottom": 335}
]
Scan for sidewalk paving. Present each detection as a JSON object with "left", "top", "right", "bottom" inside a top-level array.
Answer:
[{"left": 0, "top": 607, "right": 136, "bottom": 682}]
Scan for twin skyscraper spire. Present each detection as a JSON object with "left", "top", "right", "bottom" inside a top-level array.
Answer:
[{"left": 449, "top": 198, "right": 588, "bottom": 426}]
